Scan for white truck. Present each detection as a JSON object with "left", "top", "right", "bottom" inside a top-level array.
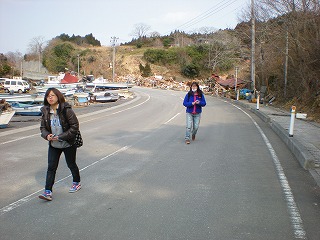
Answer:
[{"left": 4, "top": 79, "right": 31, "bottom": 93}]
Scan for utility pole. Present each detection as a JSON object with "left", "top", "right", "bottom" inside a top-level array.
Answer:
[
  {"left": 284, "top": 26, "right": 289, "bottom": 98},
  {"left": 110, "top": 36, "right": 119, "bottom": 82},
  {"left": 251, "top": 0, "right": 256, "bottom": 92},
  {"left": 20, "top": 61, "right": 23, "bottom": 78},
  {"left": 277, "top": 19, "right": 289, "bottom": 98},
  {"left": 234, "top": 66, "right": 239, "bottom": 92},
  {"left": 38, "top": 46, "right": 41, "bottom": 73},
  {"left": 77, "top": 54, "right": 80, "bottom": 80}
]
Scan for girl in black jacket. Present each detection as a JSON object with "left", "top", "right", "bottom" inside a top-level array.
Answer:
[{"left": 39, "top": 88, "right": 81, "bottom": 201}]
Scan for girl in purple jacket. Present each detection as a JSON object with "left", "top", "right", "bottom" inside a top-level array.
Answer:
[{"left": 183, "top": 82, "right": 206, "bottom": 144}]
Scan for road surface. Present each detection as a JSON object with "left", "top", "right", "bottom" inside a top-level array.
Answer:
[{"left": 1, "top": 87, "right": 319, "bottom": 239}]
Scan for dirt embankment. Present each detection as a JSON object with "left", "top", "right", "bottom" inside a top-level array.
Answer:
[{"left": 79, "top": 46, "right": 184, "bottom": 81}]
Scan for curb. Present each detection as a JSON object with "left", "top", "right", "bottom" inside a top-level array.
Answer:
[
  {"left": 269, "top": 120, "right": 315, "bottom": 169},
  {"left": 232, "top": 100, "right": 315, "bottom": 170}
]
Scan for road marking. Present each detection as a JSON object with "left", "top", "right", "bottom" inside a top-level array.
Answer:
[
  {"left": 0, "top": 145, "right": 130, "bottom": 216},
  {"left": 0, "top": 90, "right": 175, "bottom": 215},
  {"left": 164, "top": 113, "right": 180, "bottom": 124},
  {"left": 231, "top": 103, "right": 307, "bottom": 239},
  {"left": 0, "top": 93, "right": 150, "bottom": 144},
  {"left": 0, "top": 104, "right": 181, "bottom": 215},
  {"left": 1, "top": 90, "right": 183, "bottom": 215},
  {"left": 0, "top": 133, "right": 39, "bottom": 145},
  {"left": 1, "top": 102, "right": 180, "bottom": 215},
  {"left": 81, "top": 94, "right": 150, "bottom": 123}
]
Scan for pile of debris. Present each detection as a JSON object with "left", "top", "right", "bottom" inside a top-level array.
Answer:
[
  {"left": 131, "top": 75, "right": 188, "bottom": 91},
  {"left": 0, "top": 99, "right": 12, "bottom": 112}
]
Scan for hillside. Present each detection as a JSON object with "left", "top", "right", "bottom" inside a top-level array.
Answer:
[{"left": 78, "top": 46, "right": 191, "bottom": 82}]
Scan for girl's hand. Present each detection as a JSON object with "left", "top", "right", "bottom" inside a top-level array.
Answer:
[
  {"left": 51, "top": 135, "right": 59, "bottom": 141},
  {"left": 47, "top": 134, "right": 58, "bottom": 141}
]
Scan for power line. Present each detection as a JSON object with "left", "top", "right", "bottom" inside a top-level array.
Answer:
[
  {"left": 166, "top": 0, "right": 240, "bottom": 34},
  {"left": 180, "top": 0, "right": 239, "bottom": 31},
  {"left": 179, "top": 0, "right": 238, "bottom": 30},
  {"left": 174, "top": 0, "right": 231, "bottom": 29}
]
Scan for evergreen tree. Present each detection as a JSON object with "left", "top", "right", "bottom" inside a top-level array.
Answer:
[{"left": 143, "top": 63, "right": 152, "bottom": 77}]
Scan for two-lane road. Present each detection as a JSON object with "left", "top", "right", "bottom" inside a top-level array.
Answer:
[{"left": 1, "top": 87, "right": 319, "bottom": 239}]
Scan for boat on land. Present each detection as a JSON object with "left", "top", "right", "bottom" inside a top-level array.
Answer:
[
  {"left": 73, "top": 92, "right": 89, "bottom": 105},
  {"left": 0, "top": 110, "right": 15, "bottom": 128},
  {"left": 34, "top": 72, "right": 81, "bottom": 94},
  {"left": 0, "top": 94, "right": 35, "bottom": 103},
  {"left": 89, "top": 91, "right": 119, "bottom": 103},
  {"left": 86, "top": 82, "right": 134, "bottom": 90},
  {"left": 0, "top": 99, "right": 15, "bottom": 128},
  {"left": 35, "top": 84, "right": 79, "bottom": 94},
  {"left": 0, "top": 93, "right": 44, "bottom": 104},
  {"left": 10, "top": 102, "right": 42, "bottom": 116},
  {"left": 86, "top": 77, "right": 134, "bottom": 90}
]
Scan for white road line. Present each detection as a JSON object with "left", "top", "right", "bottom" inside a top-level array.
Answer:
[
  {"left": 0, "top": 133, "right": 39, "bottom": 145},
  {"left": 0, "top": 125, "right": 40, "bottom": 138},
  {"left": 231, "top": 103, "right": 307, "bottom": 239},
  {"left": 0, "top": 94, "right": 150, "bottom": 144},
  {"left": 164, "top": 113, "right": 180, "bottom": 124},
  {"left": 0, "top": 145, "right": 130, "bottom": 216},
  {"left": 81, "top": 94, "right": 150, "bottom": 123},
  {"left": 0, "top": 94, "right": 178, "bottom": 215}
]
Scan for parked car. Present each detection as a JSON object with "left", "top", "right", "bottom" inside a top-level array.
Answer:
[{"left": 3, "top": 79, "right": 30, "bottom": 93}]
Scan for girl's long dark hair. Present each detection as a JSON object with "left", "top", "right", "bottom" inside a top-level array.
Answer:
[
  {"left": 188, "top": 82, "right": 203, "bottom": 98},
  {"left": 43, "top": 88, "right": 65, "bottom": 106}
]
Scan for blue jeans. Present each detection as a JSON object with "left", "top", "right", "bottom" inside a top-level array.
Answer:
[
  {"left": 45, "top": 145, "right": 80, "bottom": 191},
  {"left": 185, "top": 113, "right": 201, "bottom": 140}
]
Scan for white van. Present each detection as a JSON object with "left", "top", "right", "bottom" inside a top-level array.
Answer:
[{"left": 4, "top": 79, "right": 30, "bottom": 93}]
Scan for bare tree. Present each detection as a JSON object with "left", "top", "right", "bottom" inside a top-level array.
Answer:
[
  {"left": 198, "top": 26, "right": 217, "bottom": 35},
  {"left": 28, "top": 36, "right": 46, "bottom": 55},
  {"left": 149, "top": 31, "right": 161, "bottom": 38},
  {"left": 131, "top": 23, "right": 151, "bottom": 40},
  {"left": 6, "top": 51, "right": 23, "bottom": 67},
  {"left": 206, "top": 31, "right": 242, "bottom": 72},
  {"left": 6, "top": 51, "right": 23, "bottom": 76},
  {"left": 28, "top": 36, "right": 47, "bottom": 72},
  {"left": 238, "top": 0, "right": 320, "bottom": 107}
]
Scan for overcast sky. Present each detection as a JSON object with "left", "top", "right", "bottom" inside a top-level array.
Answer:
[{"left": 0, "top": 0, "right": 250, "bottom": 54}]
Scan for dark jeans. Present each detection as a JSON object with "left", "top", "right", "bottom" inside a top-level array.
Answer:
[{"left": 45, "top": 145, "right": 80, "bottom": 191}]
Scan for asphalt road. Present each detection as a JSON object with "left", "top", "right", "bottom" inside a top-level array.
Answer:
[{"left": 1, "top": 87, "right": 319, "bottom": 240}]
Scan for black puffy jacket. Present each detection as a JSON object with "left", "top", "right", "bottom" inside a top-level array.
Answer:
[{"left": 40, "top": 102, "right": 79, "bottom": 144}]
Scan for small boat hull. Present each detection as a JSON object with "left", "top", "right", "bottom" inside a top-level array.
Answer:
[
  {"left": 11, "top": 103, "right": 42, "bottom": 116},
  {"left": 0, "top": 94, "right": 35, "bottom": 103},
  {"left": 91, "top": 91, "right": 119, "bottom": 103},
  {"left": 86, "top": 82, "right": 134, "bottom": 90},
  {"left": 0, "top": 110, "right": 15, "bottom": 128},
  {"left": 73, "top": 93, "right": 89, "bottom": 105}
]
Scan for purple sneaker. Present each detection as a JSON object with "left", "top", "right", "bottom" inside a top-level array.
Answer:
[
  {"left": 39, "top": 190, "right": 52, "bottom": 201},
  {"left": 69, "top": 182, "right": 81, "bottom": 193}
]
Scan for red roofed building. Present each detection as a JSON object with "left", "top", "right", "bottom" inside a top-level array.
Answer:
[{"left": 60, "top": 73, "right": 78, "bottom": 84}]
